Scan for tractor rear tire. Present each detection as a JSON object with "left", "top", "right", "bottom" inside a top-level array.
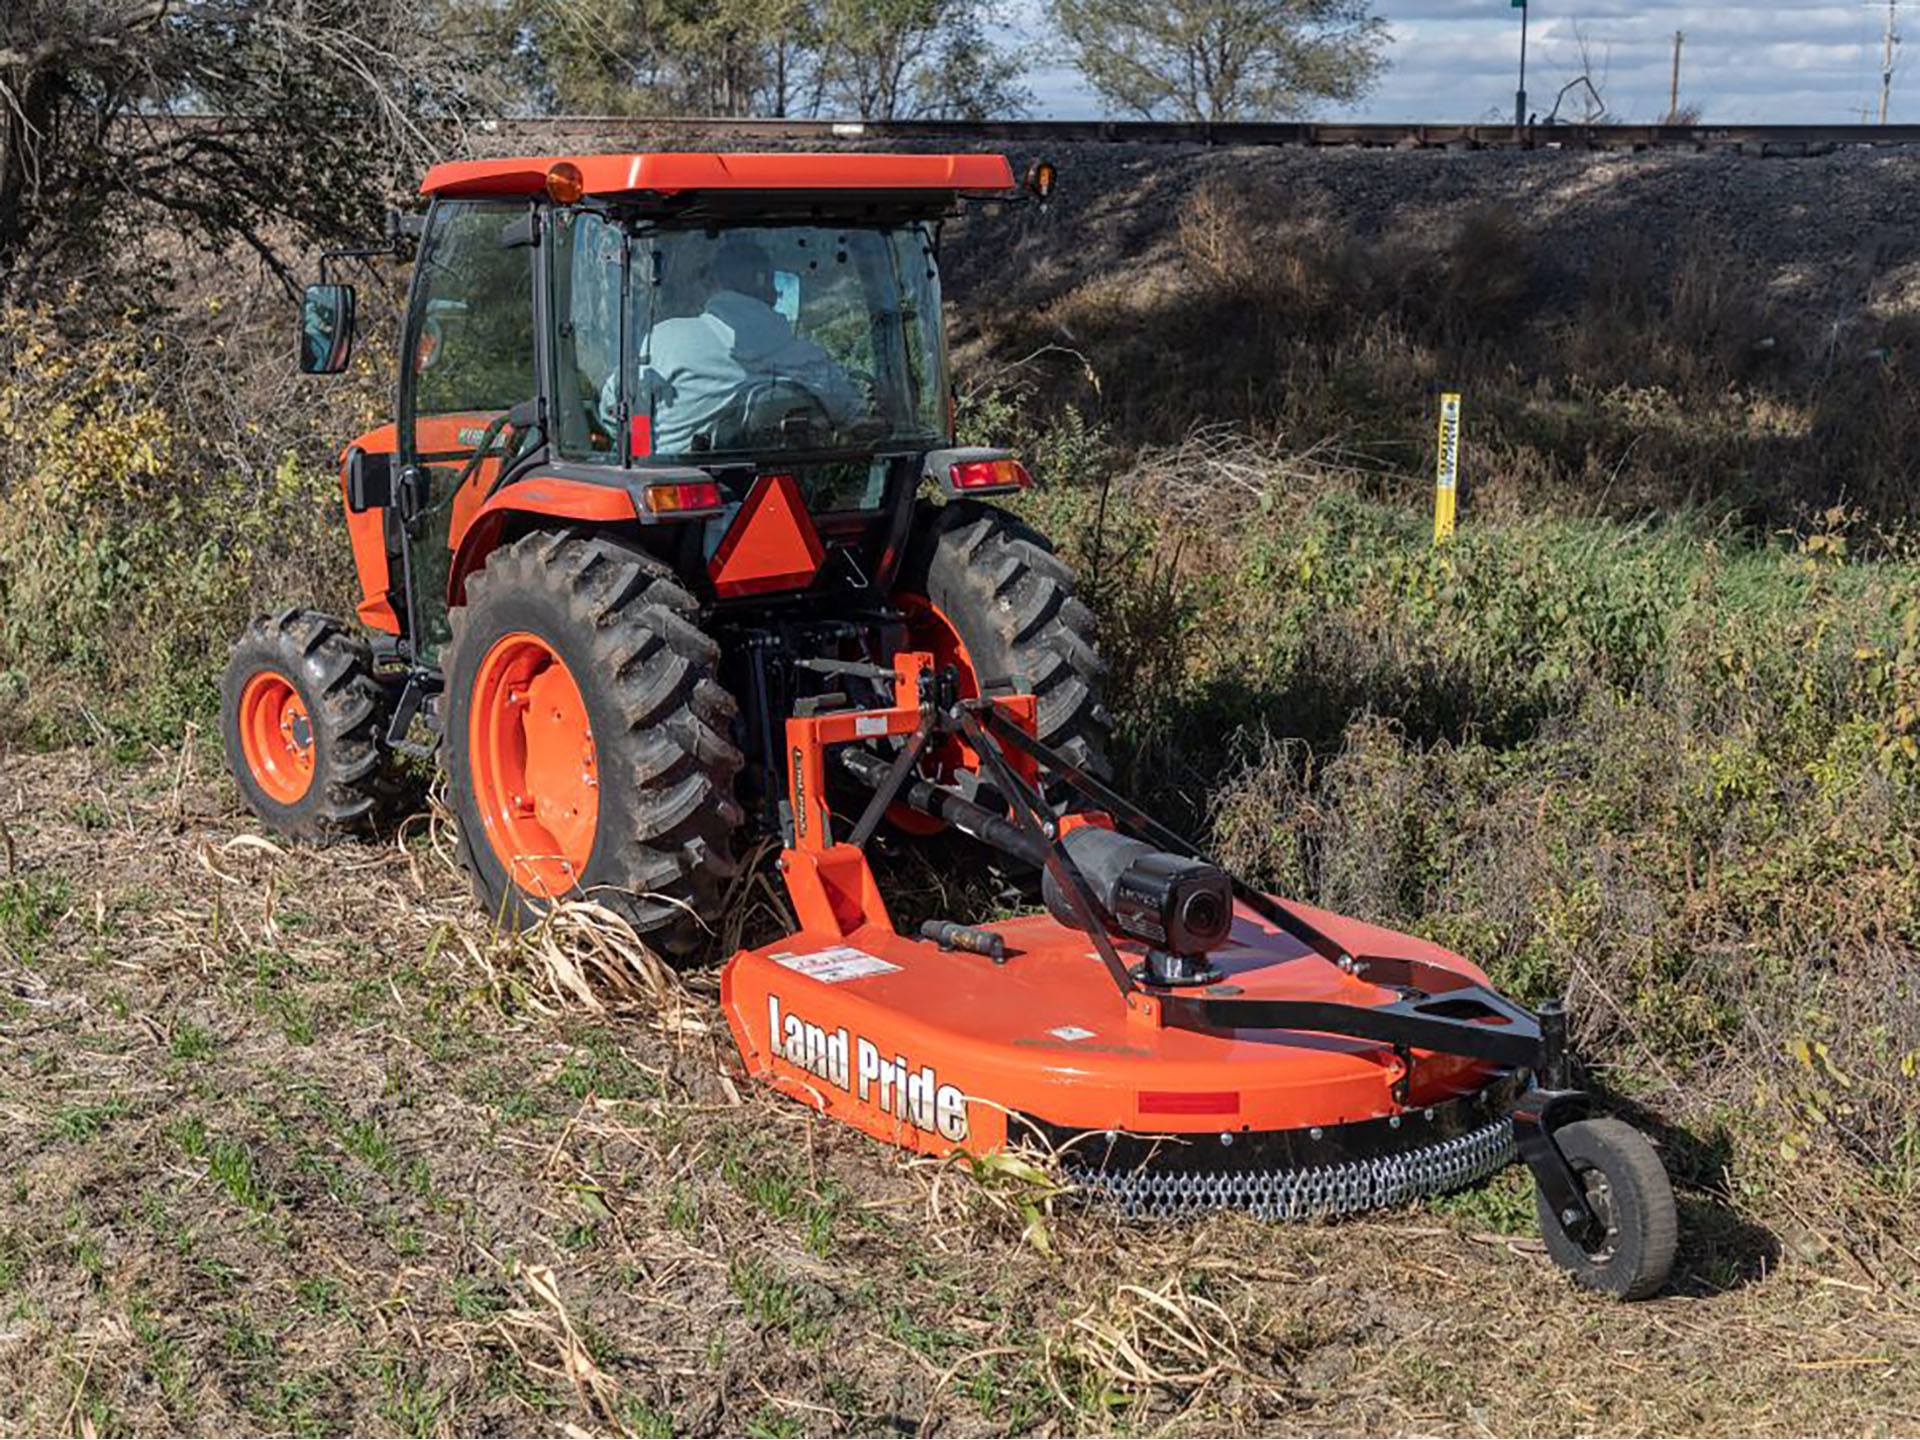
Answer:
[
  {"left": 897, "top": 500, "right": 1112, "bottom": 792},
  {"left": 221, "top": 609, "right": 408, "bottom": 843},
  {"left": 445, "top": 530, "right": 744, "bottom": 955}
]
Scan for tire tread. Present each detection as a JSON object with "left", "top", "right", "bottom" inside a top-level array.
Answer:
[{"left": 902, "top": 499, "right": 1113, "bottom": 789}]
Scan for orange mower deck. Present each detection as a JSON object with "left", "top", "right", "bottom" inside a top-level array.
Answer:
[
  {"left": 722, "top": 902, "right": 1523, "bottom": 1215},
  {"left": 718, "top": 653, "right": 1536, "bottom": 1221}
]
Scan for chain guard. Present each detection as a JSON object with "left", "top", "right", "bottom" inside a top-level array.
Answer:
[{"left": 1064, "top": 1116, "right": 1518, "bottom": 1222}]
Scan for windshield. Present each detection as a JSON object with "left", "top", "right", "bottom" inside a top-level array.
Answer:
[{"left": 614, "top": 223, "right": 948, "bottom": 463}]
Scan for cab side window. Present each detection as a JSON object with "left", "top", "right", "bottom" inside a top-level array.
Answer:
[{"left": 409, "top": 202, "right": 536, "bottom": 422}]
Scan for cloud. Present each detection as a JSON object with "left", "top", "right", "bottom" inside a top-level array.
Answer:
[{"left": 1017, "top": 1, "right": 1911, "bottom": 124}]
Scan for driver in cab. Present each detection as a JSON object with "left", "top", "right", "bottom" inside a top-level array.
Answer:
[{"left": 609, "top": 236, "right": 868, "bottom": 454}]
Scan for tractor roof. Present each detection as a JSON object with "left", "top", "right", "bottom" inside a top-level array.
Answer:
[{"left": 419, "top": 152, "right": 1017, "bottom": 201}]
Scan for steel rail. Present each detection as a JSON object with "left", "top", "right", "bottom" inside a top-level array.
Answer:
[{"left": 183, "top": 114, "right": 1920, "bottom": 155}]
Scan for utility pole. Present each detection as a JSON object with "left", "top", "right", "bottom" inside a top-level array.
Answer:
[
  {"left": 1668, "top": 30, "right": 1685, "bottom": 121},
  {"left": 1882, "top": 0, "right": 1901, "bottom": 124},
  {"left": 1515, "top": 0, "right": 1530, "bottom": 129}
]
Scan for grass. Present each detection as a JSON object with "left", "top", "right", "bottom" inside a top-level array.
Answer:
[
  {"left": 169, "top": 1021, "right": 216, "bottom": 1061},
  {"left": 965, "top": 161, "right": 1920, "bottom": 539},
  {"left": 727, "top": 1258, "right": 832, "bottom": 1346},
  {"left": 129, "top": 1293, "right": 194, "bottom": 1422},
  {"left": 1029, "top": 471, "right": 1920, "bottom": 1273},
  {"left": 174, "top": 1117, "right": 276, "bottom": 1214},
  {"left": 50, "top": 1100, "right": 129, "bottom": 1143},
  {"left": 0, "top": 874, "right": 69, "bottom": 961},
  {"left": 1, "top": 736, "right": 1913, "bottom": 1432}
]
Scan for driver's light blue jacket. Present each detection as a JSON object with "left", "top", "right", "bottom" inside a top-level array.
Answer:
[{"left": 602, "top": 290, "right": 864, "bottom": 455}]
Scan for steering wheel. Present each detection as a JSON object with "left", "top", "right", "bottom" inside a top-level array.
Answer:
[{"left": 706, "top": 379, "right": 836, "bottom": 450}]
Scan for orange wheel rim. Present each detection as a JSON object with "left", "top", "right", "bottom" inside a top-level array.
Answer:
[
  {"left": 468, "top": 632, "right": 599, "bottom": 899},
  {"left": 238, "top": 670, "right": 316, "bottom": 805}
]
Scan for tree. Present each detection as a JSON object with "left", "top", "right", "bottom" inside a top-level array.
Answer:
[
  {"left": 1048, "top": 0, "right": 1384, "bottom": 123},
  {"left": 671, "top": 0, "right": 821, "bottom": 116},
  {"left": 0, "top": 0, "right": 470, "bottom": 300},
  {"left": 1546, "top": 22, "right": 1609, "bottom": 123},
  {"left": 489, "top": 0, "right": 807, "bottom": 117},
  {"left": 812, "top": 0, "right": 1027, "bottom": 119},
  {"left": 487, "top": 0, "right": 1025, "bottom": 120}
]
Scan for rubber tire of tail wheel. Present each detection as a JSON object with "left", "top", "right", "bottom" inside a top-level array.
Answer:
[
  {"left": 896, "top": 499, "right": 1113, "bottom": 791},
  {"left": 220, "top": 609, "right": 408, "bottom": 843},
  {"left": 1534, "top": 1118, "right": 1679, "bottom": 1300},
  {"left": 445, "top": 530, "right": 744, "bottom": 956}
]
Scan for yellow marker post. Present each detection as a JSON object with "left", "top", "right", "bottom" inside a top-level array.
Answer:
[{"left": 1434, "top": 392, "right": 1463, "bottom": 544}]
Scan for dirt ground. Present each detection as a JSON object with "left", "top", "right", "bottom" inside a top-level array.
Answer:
[{"left": 3, "top": 743, "right": 1918, "bottom": 1438}]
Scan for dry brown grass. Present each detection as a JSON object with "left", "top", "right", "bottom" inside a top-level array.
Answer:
[{"left": 2, "top": 743, "right": 1919, "bottom": 1435}]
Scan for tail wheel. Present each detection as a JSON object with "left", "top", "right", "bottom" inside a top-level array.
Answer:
[
  {"left": 220, "top": 610, "right": 407, "bottom": 842},
  {"left": 1535, "top": 1118, "right": 1679, "bottom": 1300},
  {"left": 446, "top": 530, "right": 744, "bottom": 954},
  {"left": 895, "top": 500, "right": 1112, "bottom": 814}
]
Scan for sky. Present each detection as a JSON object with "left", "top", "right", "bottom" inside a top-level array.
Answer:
[{"left": 1018, "top": 2, "right": 1920, "bottom": 126}]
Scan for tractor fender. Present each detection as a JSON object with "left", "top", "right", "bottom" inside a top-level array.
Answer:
[{"left": 448, "top": 476, "right": 639, "bottom": 607}]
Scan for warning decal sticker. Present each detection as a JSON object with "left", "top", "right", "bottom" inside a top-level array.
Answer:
[{"left": 773, "top": 946, "right": 902, "bottom": 984}]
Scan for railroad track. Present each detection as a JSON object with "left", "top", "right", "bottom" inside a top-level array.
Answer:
[{"left": 454, "top": 116, "right": 1920, "bottom": 156}]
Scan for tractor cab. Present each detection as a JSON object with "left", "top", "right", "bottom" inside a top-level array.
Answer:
[
  {"left": 302, "top": 152, "right": 1043, "bottom": 670},
  {"left": 290, "top": 149, "right": 1088, "bottom": 874}
]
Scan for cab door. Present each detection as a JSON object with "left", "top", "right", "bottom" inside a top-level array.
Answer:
[{"left": 397, "top": 199, "right": 540, "bottom": 663}]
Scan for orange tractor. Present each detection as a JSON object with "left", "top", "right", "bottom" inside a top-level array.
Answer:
[{"left": 225, "top": 151, "right": 1677, "bottom": 1297}]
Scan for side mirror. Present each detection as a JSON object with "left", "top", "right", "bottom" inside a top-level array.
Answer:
[{"left": 300, "top": 283, "right": 356, "bottom": 375}]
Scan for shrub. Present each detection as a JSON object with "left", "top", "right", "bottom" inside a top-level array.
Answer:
[{"left": 0, "top": 294, "right": 384, "bottom": 747}]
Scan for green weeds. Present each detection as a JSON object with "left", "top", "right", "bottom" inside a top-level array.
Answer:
[
  {"left": 0, "top": 874, "right": 68, "bottom": 959},
  {"left": 170, "top": 1021, "right": 216, "bottom": 1061},
  {"left": 50, "top": 1099, "right": 129, "bottom": 1142},
  {"left": 728, "top": 1258, "right": 831, "bottom": 1346},
  {"left": 175, "top": 1117, "right": 276, "bottom": 1213}
]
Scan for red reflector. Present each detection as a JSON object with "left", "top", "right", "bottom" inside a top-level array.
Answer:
[
  {"left": 629, "top": 414, "right": 652, "bottom": 458},
  {"left": 1138, "top": 1091, "right": 1241, "bottom": 1117},
  {"left": 950, "top": 457, "right": 1031, "bottom": 491},
  {"left": 643, "top": 480, "right": 723, "bottom": 514}
]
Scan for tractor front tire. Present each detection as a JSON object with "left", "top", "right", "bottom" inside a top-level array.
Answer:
[
  {"left": 221, "top": 609, "right": 407, "bottom": 843},
  {"left": 445, "top": 531, "right": 744, "bottom": 955},
  {"left": 897, "top": 500, "right": 1112, "bottom": 788}
]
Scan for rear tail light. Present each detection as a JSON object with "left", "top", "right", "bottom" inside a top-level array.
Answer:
[
  {"left": 949, "top": 457, "right": 1031, "bottom": 492},
  {"left": 642, "top": 480, "right": 724, "bottom": 514}
]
